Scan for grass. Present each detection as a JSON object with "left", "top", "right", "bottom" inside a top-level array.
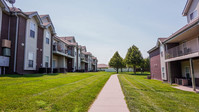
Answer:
[
  {"left": 118, "top": 73, "right": 199, "bottom": 112},
  {"left": 0, "top": 72, "right": 113, "bottom": 112}
]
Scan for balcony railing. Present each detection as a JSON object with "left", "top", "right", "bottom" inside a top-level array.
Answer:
[
  {"left": 53, "top": 44, "right": 74, "bottom": 57},
  {"left": 165, "top": 38, "right": 199, "bottom": 59}
]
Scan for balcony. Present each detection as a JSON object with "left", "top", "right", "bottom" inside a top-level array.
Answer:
[
  {"left": 81, "top": 55, "right": 88, "bottom": 63},
  {"left": 165, "top": 38, "right": 199, "bottom": 61},
  {"left": 53, "top": 44, "right": 74, "bottom": 58}
]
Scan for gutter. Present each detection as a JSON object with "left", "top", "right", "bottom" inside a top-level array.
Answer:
[{"left": 14, "top": 12, "right": 19, "bottom": 73}]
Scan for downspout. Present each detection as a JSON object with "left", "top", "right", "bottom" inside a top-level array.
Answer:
[
  {"left": 14, "top": 12, "right": 19, "bottom": 73},
  {"left": 8, "top": 15, "right": 10, "bottom": 40},
  {"left": 51, "top": 34, "right": 54, "bottom": 73}
]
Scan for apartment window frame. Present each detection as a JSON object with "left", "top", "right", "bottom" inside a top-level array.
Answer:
[
  {"left": 45, "top": 56, "right": 49, "bottom": 68},
  {"left": 28, "top": 52, "right": 34, "bottom": 68},
  {"left": 190, "top": 10, "right": 198, "bottom": 21},
  {"left": 46, "top": 31, "right": 50, "bottom": 44},
  {"left": 30, "top": 21, "right": 36, "bottom": 38}
]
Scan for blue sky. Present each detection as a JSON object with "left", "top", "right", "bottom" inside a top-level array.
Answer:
[{"left": 8, "top": 0, "right": 187, "bottom": 64}]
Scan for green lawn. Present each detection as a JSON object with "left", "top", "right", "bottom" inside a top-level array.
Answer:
[
  {"left": 118, "top": 73, "right": 199, "bottom": 112},
  {"left": 0, "top": 72, "right": 113, "bottom": 112}
]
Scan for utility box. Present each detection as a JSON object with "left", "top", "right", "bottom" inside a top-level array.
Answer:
[
  {"left": 2, "top": 39, "right": 11, "bottom": 48},
  {"left": 3, "top": 48, "right": 11, "bottom": 57},
  {"left": 0, "top": 56, "right": 9, "bottom": 66}
]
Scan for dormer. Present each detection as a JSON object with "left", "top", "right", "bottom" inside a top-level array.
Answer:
[{"left": 183, "top": 0, "right": 199, "bottom": 23}]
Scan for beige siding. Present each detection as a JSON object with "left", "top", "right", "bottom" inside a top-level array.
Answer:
[
  {"left": 78, "top": 50, "right": 81, "bottom": 69},
  {"left": 187, "top": 0, "right": 199, "bottom": 23},
  {"left": 181, "top": 60, "right": 189, "bottom": 78},
  {"left": 42, "top": 28, "right": 51, "bottom": 67},
  {"left": 193, "top": 59, "right": 199, "bottom": 78},
  {"left": 181, "top": 59, "right": 199, "bottom": 78},
  {"left": 160, "top": 44, "right": 167, "bottom": 80},
  {"left": 24, "top": 18, "right": 38, "bottom": 70},
  {"left": 53, "top": 55, "right": 66, "bottom": 68}
]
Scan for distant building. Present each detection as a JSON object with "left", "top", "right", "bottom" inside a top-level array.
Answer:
[{"left": 97, "top": 64, "right": 109, "bottom": 71}]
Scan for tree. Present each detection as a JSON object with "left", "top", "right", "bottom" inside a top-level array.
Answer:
[
  {"left": 124, "top": 45, "right": 143, "bottom": 74},
  {"left": 140, "top": 57, "right": 150, "bottom": 73},
  {"left": 109, "top": 51, "right": 124, "bottom": 74},
  {"left": 120, "top": 59, "right": 126, "bottom": 72}
]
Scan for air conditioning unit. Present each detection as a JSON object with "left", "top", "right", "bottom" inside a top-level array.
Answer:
[
  {"left": 2, "top": 39, "right": 11, "bottom": 48},
  {"left": 3, "top": 48, "right": 11, "bottom": 56}
]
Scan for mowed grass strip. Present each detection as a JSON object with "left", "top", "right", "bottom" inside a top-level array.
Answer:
[
  {"left": 0, "top": 72, "right": 113, "bottom": 112},
  {"left": 118, "top": 74, "right": 199, "bottom": 112}
]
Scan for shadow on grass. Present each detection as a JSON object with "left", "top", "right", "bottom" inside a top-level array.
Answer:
[{"left": 0, "top": 73, "right": 61, "bottom": 78}]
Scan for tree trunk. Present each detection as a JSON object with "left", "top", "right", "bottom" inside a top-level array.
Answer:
[
  {"left": 133, "top": 66, "right": 136, "bottom": 74},
  {"left": 121, "top": 68, "right": 123, "bottom": 72},
  {"left": 117, "top": 68, "right": 118, "bottom": 74}
]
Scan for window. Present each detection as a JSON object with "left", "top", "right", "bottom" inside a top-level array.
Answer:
[
  {"left": 45, "top": 56, "right": 49, "bottom": 68},
  {"left": 190, "top": 10, "right": 197, "bottom": 21},
  {"left": 30, "top": 22, "right": 36, "bottom": 38},
  {"left": 46, "top": 31, "right": 50, "bottom": 44},
  {"left": 28, "top": 52, "right": 34, "bottom": 67}
]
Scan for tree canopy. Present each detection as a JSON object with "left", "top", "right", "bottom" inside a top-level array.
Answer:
[
  {"left": 124, "top": 45, "right": 143, "bottom": 74},
  {"left": 109, "top": 51, "right": 124, "bottom": 73}
]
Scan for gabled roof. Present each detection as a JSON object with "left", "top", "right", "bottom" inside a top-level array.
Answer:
[
  {"left": 60, "top": 36, "right": 76, "bottom": 43},
  {"left": 147, "top": 38, "right": 167, "bottom": 53},
  {"left": 55, "top": 36, "right": 78, "bottom": 46},
  {"left": 24, "top": 11, "right": 43, "bottom": 26},
  {"left": 82, "top": 51, "right": 92, "bottom": 56},
  {"left": 1, "top": 0, "right": 9, "bottom": 12},
  {"left": 182, "top": 0, "right": 193, "bottom": 16},
  {"left": 92, "top": 57, "right": 97, "bottom": 60},
  {"left": 40, "top": 14, "right": 56, "bottom": 35},
  {"left": 9, "top": 7, "right": 43, "bottom": 27}
]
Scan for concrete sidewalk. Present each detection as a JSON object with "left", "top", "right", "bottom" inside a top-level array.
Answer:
[{"left": 89, "top": 74, "right": 129, "bottom": 112}]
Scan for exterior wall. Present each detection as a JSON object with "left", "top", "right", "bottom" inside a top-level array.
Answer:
[
  {"left": 181, "top": 60, "right": 190, "bottom": 78},
  {"left": 0, "top": 11, "right": 8, "bottom": 56},
  {"left": 187, "top": 0, "right": 199, "bottom": 23},
  {"left": 0, "top": 11, "right": 10, "bottom": 74},
  {"left": 0, "top": 7, "right": 3, "bottom": 54},
  {"left": 53, "top": 55, "right": 58, "bottom": 68},
  {"left": 14, "top": 16, "right": 29, "bottom": 74},
  {"left": 160, "top": 44, "right": 167, "bottom": 80},
  {"left": 78, "top": 50, "right": 81, "bottom": 70},
  {"left": 36, "top": 26, "right": 44, "bottom": 70},
  {"left": 42, "top": 28, "right": 51, "bottom": 68},
  {"left": 24, "top": 18, "right": 38, "bottom": 70},
  {"left": 193, "top": 59, "right": 199, "bottom": 78},
  {"left": 149, "top": 48, "right": 162, "bottom": 80},
  {"left": 73, "top": 46, "right": 77, "bottom": 70},
  {"left": 81, "top": 62, "right": 85, "bottom": 69},
  {"left": 53, "top": 55, "right": 66, "bottom": 68}
]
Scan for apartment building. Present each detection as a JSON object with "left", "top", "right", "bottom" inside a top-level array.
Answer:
[
  {"left": 77, "top": 45, "right": 98, "bottom": 72},
  {"left": 0, "top": 0, "right": 98, "bottom": 75},
  {"left": 148, "top": 0, "right": 199, "bottom": 91},
  {"left": 52, "top": 36, "right": 78, "bottom": 73}
]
